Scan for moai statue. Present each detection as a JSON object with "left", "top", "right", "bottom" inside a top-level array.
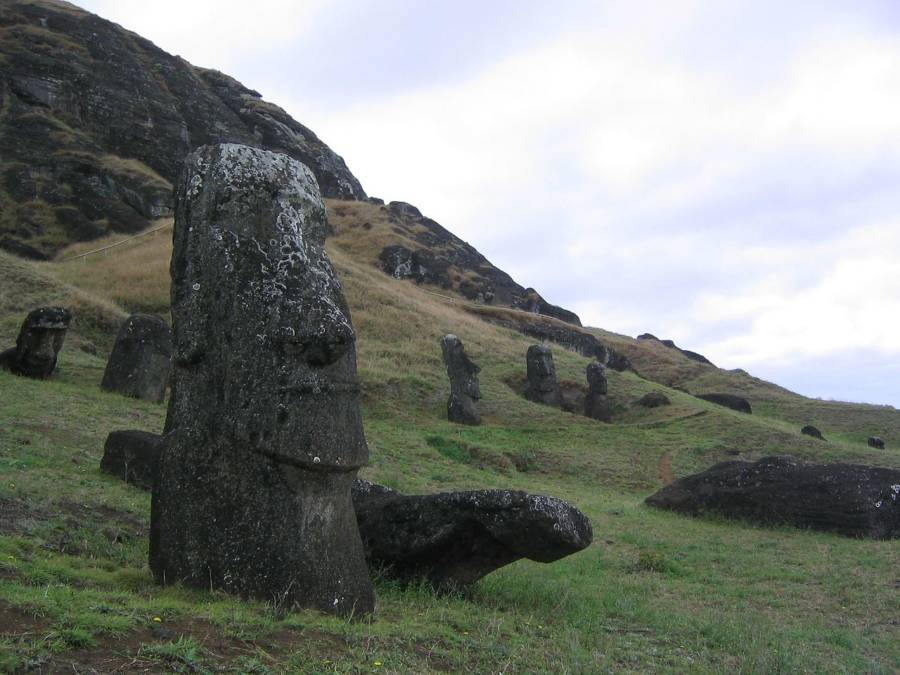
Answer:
[
  {"left": 0, "top": 307, "right": 71, "bottom": 378},
  {"left": 101, "top": 314, "right": 173, "bottom": 402},
  {"left": 440, "top": 334, "right": 481, "bottom": 425},
  {"left": 149, "top": 144, "right": 374, "bottom": 616},
  {"left": 584, "top": 361, "right": 611, "bottom": 422},
  {"left": 524, "top": 344, "right": 562, "bottom": 406}
]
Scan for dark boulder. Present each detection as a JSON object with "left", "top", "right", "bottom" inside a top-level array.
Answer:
[
  {"left": 101, "top": 314, "right": 172, "bottom": 403},
  {"left": 801, "top": 425, "right": 825, "bottom": 441},
  {"left": 440, "top": 334, "right": 481, "bottom": 425},
  {"left": 150, "top": 144, "right": 374, "bottom": 616},
  {"left": 524, "top": 344, "right": 562, "bottom": 407},
  {"left": 868, "top": 437, "right": 885, "bottom": 449},
  {"left": 351, "top": 479, "right": 593, "bottom": 590},
  {"left": 583, "top": 362, "right": 611, "bottom": 422},
  {"left": 0, "top": 307, "right": 71, "bottom": 379},
  {"left": 696, "top": 393, "right": 752, "bottom": 414},
  {"left": 100, "top": 430, "right": 162, "bottom": 490},
  {"left": 637, "top": 392, "right": 670, "bottom": 408},
  {"left": 388, "top": 201, "right": 422, "bottom": 219},
  {"left": 646, "top": 455, "right": 900, "bottom": 539}
]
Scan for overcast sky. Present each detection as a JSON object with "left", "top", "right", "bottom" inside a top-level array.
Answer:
[{"left": 79, "top": 0, "right": 900, "bottom": 407}]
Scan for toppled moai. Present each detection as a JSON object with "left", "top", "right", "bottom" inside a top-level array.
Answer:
[
  {"left": 584, "top": 361, "right": 611, "bottom": 422},
  {"left": 150, "top": 144, "right": 374, "bottom": 616},
  {"left": 0, "top": 307, "right": 71, "bottom": 378},
  {"left": 101, "top": 314, "right": 173, "bottom": 402},
  {"left": 440, "top": 334, "right": 481, "bottom": 425},
  {"left": 524, "top": 344, "right": 562, "bottom": 406}
]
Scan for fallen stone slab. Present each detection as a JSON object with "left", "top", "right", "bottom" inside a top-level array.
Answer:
[
  {"left": 645, "top": 455, "right": 900, "bottom": 539},
  {"left": 100, "top": 430, "right": 163, "bottom": 490}
]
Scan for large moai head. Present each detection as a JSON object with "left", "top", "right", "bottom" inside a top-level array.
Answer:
[
  {"left": 150, "top": 144, "right": 373, "bottom": 615},
  {"left": 101, "top": 314, "right": 173, "bottom": 403},
  {"left": 1, "top": 307, "right": 71, "bottom": 378},
  {"left": 440, "top": 334, "right": 481, "bottom": 425},
  {"left": 585, "top": 362, "right": 608, "bottom": 395},
  {"left": 584, "top": 361, "right": 611, "bottom": 422},
  {"left": 524, "top": 344, "right": 561, "bottom": 406}
]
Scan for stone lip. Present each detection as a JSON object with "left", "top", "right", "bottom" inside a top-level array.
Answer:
[
  {"left": 646, "top": 455, "right": 900, "bottom": 539},
  {"left": 101, "top": 314, "right": 173, "bottom": 403},
  {"left": 352, "top": 479, "right": 593, "bottom": 590}
]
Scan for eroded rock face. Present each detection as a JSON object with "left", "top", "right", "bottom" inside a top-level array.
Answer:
[
  {"left": 868, "top": 437, "right": 885, "bottom": 449},
  {"left": 352, "top": 479, "right": 593, "bottom": 590},
  {"left": 100, "top": 430, "right": 162, "bottom": 490},
  {"left": 441, "top": 334, "right": 481, "bottom": 425},
  {"left": 101, "top": 314, "right": 172, "bottom": 402},
  {"left": 696, "top": 393, "right": 752, "bottom": 414},
  {"left": 0, "top": 307, "right": 71, "bottom": 378},
  {"left": 636, "top": 392, "right": 670, "bottom": 408},
  {"left": 646, "top": 455, "right": 900, "bottom": 539},
  {"left": 801, "top": 425, "right": 825, "bottom": 441},
  {"left": 149, "top": 144, "right": 373, "bottom": 616},
  {"left": 584, "top": 362, "right": 611, "bottom": 422},
  {"left": 524, "top": 344, "right": 562, "bottom": 407}
]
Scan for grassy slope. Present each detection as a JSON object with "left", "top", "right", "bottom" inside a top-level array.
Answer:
[{"left": 0, "top": 204, "right": 898, "bottom": 673}]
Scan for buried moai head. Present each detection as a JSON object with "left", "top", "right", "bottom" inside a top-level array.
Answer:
[
  {"left": 101, "top": 314, "right": 173, "bottom": 403},
  {"left": 585, "top": 361, "right": 608, "bottom": 394},
  {"left": 440, "top": 334, "right": 481, "bottom": 425},
  {"left": 0, "top": 307, "right": 71, "bottom": 379},
  {"left": 584, "top": 361, "right": 611, "bottom": 422},
  {"left": 151, "top": 144, "right": 373, "bottom": 616},
  {"left": 524, "top": 344, "right": 562, "bottom": 406}
]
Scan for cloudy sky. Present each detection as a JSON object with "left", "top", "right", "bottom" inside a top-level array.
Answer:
[{"left": 80, "top": 0, "right": 900, "bottom": 406}]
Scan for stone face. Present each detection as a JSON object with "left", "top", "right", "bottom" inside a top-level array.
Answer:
[
  {"left": 801, "top": 425, "right": 825, "bottom": 441},
  {"left": 0, "top": 307, "right": 71, "bottom": 378},
  {"left": 149, "top": 144, "right": 374, "bottom": 616},
  {"left": 101, "top": 314, "right": 173, "bottom": 402},
  {"left": 868, "top": 437, "right": 885, "bottom": 449},
  {"left": 100, "top": 430, "right": 162, "bottom": 490},
  {"left": 440, "top": 334, "right": 481, "bottom": 425},
  {"left": 646, "top": 455, "right": 900, "bottom": 539},
  {"left": 352, "top": 479, "right": 593, "bottom": 590},
  {"left": 583, "top": 362, "right": 611, "bottom": 422},
  {"left": 696, "top": 393, "right": 752, "bottom": 414},
  {"left": 637, "top": 392, "right": 670, "bottom": 408},
  {"left": 524, "top": 344, "right": 562, "bottom": 406}
]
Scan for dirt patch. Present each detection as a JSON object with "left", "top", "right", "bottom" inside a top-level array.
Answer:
[{"left": 658, "top": 451, "right": 675, "bottom": 486}]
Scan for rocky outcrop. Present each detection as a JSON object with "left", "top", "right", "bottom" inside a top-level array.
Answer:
[
  {"left": 801, "top": 425, "right": 825, "bottom": 441},
  {"left": 150, "top": 144, "right": 373, "bottom": 616},
  {"left": 101, "top": 314, "right": 172, "bottom": 403},
  {"left": 646, "top": 455, "right": 900, "bottom": 539},
  {"left": 0, "top": 1, "right": 364, "bottom": 257},
  {"left": 440, "top": 334, "right": 481, "bottom": 425},
  {"left": 0, "top": 307, "right": 71, "bottom": 378},
  {"left": 696, "top": 393, "right": 752, "bottom": 414},
  {"left": 583, "top": 362, "right": 611, "bottom": 422},
  {"left": 100, "top": 430, "right": 162, "bottom": 490},
  {"left": 868, "top": 437, "right": 885, "bottom": 449},
  {"left": 351, "top": 479, "right": 593, "bottom": 590},
  {"left": 636, "top": 392, "right": 670, "bottom": 408},
  {"left": 524, "top": 345, "right": 562, "bottom": 407},
  {"left": 637, "top": 334, "right": 714, "bottom": 366}
]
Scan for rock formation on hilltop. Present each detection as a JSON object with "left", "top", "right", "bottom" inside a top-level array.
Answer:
[{"left": 0, "top": 0, "right": 365, "bottom": 258}]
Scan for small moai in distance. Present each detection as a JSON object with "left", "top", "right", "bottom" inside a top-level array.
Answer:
[
  {"left": 101, "top": 314, "right": 173, "bottom": 403},
  {"left": 440, "top": 334, "right": 481, "bottom": 425},
  {"left": 150, "top": 144, "right": 374, "bottom": 616},
  {"left": 0, "top": 307, "right": 71, "bottom": 379},
  {"left": 524, "top": 344, "right": 562, "bottom": 406},
  {"left": 584, "top": 361, "right": 611, "bottom": 422}
]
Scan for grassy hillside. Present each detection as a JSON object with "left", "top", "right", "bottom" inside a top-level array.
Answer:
[{"left": 1, "top": 205, "right": 899, "bottom": 672}]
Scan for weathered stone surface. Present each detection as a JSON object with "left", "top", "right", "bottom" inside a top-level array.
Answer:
[
  {"left": 100, "top": 430, "right": 162, "bottom": 490},
  {"left": 584, "top": 362, "right": 611, "bottom": 422},
  {"left": 101, "top": 314, "right": 172, "bottom": 402},
  {"left": 150, "top": 144, "right": 373, "bottom": 616},
  {"left": 352, "top": 479, "right": 593, "bottom": 589},
  {"left": 524, "top": 344, "right": 562, "bottom": 406},
  {"left": 0, "top": 307, "right": 71, "bottom": 378},
  {"left": 801, "top": 425, "right": 825, "bottom": 441},
  {"left": 646, "top": 455, "right": 900, "bottom": 539},
  {"left": 441, "top": 334, "right": 481, "bottom": 425},
  {"left": 636, "top": 392, "right": 670, "bottom": 408},
  {"left": 696, "top": 393, "right": 752, "bottom": 414},
  {"left": 637, "top": 333, "right": 714, "bottom": 365},
  {"left": 868, "top": 437, "right": 886, "bottom": 449}
]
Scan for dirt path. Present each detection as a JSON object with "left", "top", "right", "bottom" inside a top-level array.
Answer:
[{"left": 658, "top": 450, "right": 675, "bottom": 486}]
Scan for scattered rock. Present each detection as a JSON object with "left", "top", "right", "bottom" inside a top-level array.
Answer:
[
  {"left": 637, "top": 392, "right": 670, "bottom": 408},
  {"left": 801, "top": 425, "right": 825, "bottom": 441},
  {"left": 440, "top": 334, "right": 481, "bottom": 425},
  {"left": 524, "top": 344, "right": 562, "bottom": 406},
  {"left": 150, "top": 144, "right": 374, "bottom": 616},
  {"left": 351, "top": 479, "right": 593, "bottom": 590},
  {"left": 868, "top": 437, "right": 886, "bottom": 450},
  {"left": 101, "top": 314, "right": 173, "bottom": 403},
  {"left": 0, "top": 307, "right": 71, "bottom": 379},
  {"left": 388, "top": 201, "right": 422, "bottom": 219},
  {"left": 365, "top": 196, "right": 385, "bottom": 205},
  {"left": 646, "top": 455, "right": 900, "bottom": 539},
  {"left": 100, "top": 430, "right": 162, "bottom": 490},
  {"left": 584, "top": 362, "right": 611, "bottom": 422},
  {"left": 696, "top": 393, "right": 752, "bottom": 414}
]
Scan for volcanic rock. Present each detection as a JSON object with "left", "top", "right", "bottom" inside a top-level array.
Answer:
[
  {"left": 149, "top": 144, "right": 374, "bottom": 616},
  {"left": 100, "top": 430, "right": 162, "bottom": 490},
  {"left": 0, "top": 307, "right": 71, "bottom": 378},
  {"left": 584, "top": 362, "right": 611, "bottom": 422},
  {"left": 868, "top": 437, "right": 885, "bottom": 449},
  {"left": 637, "top": 333, "right": 714, "bottom": 365},
  {"left": 696, "top": 393, "right": 752, "bottom": 414},
  {"left": 440, "top": 334, "right": 481, "bottom": 425},
  {"left": 101, "top": 314, "right": 172, "bottom": 402},
  {"left": 636, "top": 392, "right": 670, "bottom": 408},
  {"left": 646, "top": 455, "right": 900, "bottom": 539},
  {"left": 801, "top": 425, "right": 825, "bottom": 441},
  {"left": 351, "top": 479, "right": 593, "bottom": 589},
  {"left": 524, "top": 344, "right": 562, "bottom": 407}
]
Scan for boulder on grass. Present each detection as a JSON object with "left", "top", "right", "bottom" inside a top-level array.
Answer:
[
  {"left": 352, "top": 479, "right": 593, "bottom": 590},
  {"left": 101, "top": 314, "right": 173, "bottom": 402},
  {"left": 637, "top": 392, "right": 670, "bottom": 408},
  {"left": 646, "top": 455, "right": 900, "bottom": 539},
  {"left": 100, "top": 430, "right": 162, "bottom": 489},
  {"left": 801, "top": 425, "right": 825, "bottom": 441},
  {"left": 868, "top": 437, "right": 885, "bottom": 449},
  {"left": 695, "top": 393, "right": 752, "bottom": 414},
  {"left": 0, "top": 307, "right": 71, "bottom": 379}
]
